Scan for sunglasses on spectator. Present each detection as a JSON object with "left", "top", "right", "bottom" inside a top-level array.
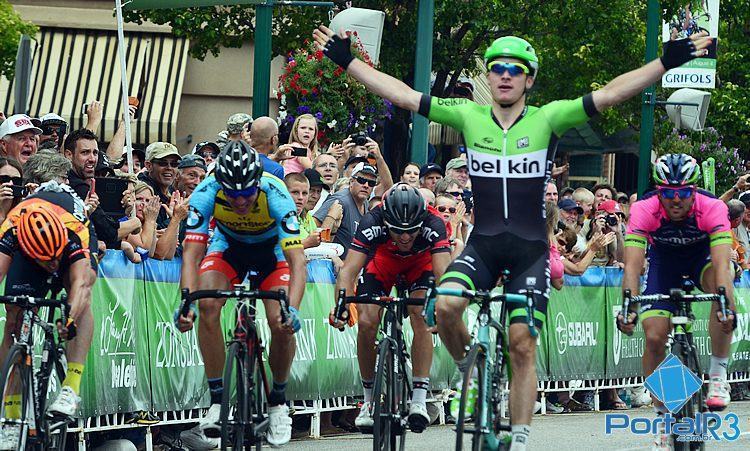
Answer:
[
  {"left": 0, "top": 175, "right": 23, "bottom": 186},
  {"left": 41, "top": 125, "right": 66, "bottom": 136},
  {"left": 488, "top": 61, "right": 530, "bottom": 77},
  {"left": 657, "top": 186, "right": 695, "bottom": 199},
  {"left": 199, "top": 151, "right": 218, "bottom": 159},
  {"left": 154, "top": 159, "right": 180, "bottom": 168},
  {"left": 224, "top": 185, "right": 259, "bottom": 199},
  {"left": 437, "top": 205, "right": 457, "bottom": 214},
  {"left": 446, "top": 190, "right": 463, "bottom": 198},
  {"left": 354, "top": 176, "right": 377, "bottom": 187}
]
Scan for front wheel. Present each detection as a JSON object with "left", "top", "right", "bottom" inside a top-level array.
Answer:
[
  {"left": 671, "top": 338, "right": 705, "bottom": 451},
  {"left": 221, "top": 341, "right": 248, "bottom": 451},
  {"left": 0, "top": 344, "right": 33, "bottom": 451},
  {"left": 455, "top": 344, "right": 486, "bottom": 451},
  {"left": 372, "top": 339, "right": 405, "bottom": 451}
]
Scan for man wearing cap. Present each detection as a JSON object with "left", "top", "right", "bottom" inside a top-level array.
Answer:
[
  {"left": 139, "top": 142, "right": 181, "bottom": 228},
  {"left": 249, "top": 116, "right": 288, "bottom": 180},
  {"left": 304, "top": 168, "right": 327, "bottom": 214},
  {"left": 175, "top": 155, "right": 207, "bottom": 196},
  {"left": 587, "top": 199, "right": 625, "bottom": 266},
  {"left": 445, "top": 157, "right": 469, "bottom": 189},
  {"left": 227, "top": 113, "right": 253, "bottom": 142},
  {"left": 419, "top": 163, "right": 443, "bottom": 192},
  {"left": 114, "top": 146, "right": 146, "bottom": 174},
  {"left": 558, "top": 199, "right": 583, "bottom": 230},
  {"left": 314, "top": 162, "right": 378, "bottom": 257},
  {"left": 343, "top": 155, "right": 368, "bottom": 177},
  {"left": 192, "top": 141, "right": 220, "bottom": 167},
  {"left": 0, "top": 114, "right": 41, "bottom": 165},
  {"left": 39, "top": 113, "right": 68, "bottom": 149}
]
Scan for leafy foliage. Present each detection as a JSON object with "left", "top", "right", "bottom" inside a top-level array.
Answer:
[
  {"left": 0, "top": 0, "right": 38, "bottom": 79},
  {"left": 276, "top": 37, "right": 391, "bottom": 145}
]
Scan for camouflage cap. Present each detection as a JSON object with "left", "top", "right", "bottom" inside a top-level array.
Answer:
[
  {"left": 145, "top": 142, "right": 181, "bottom": 162},
  {"left": 226, "top": 113, "right": 253, "bottom": 134},
  {"left": 215, "top": 130, "right": 229, "bottom": 148}
]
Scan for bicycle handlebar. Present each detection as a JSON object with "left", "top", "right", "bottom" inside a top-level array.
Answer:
[
  {"left": 180, "top": 288, "right": 290, "bottom": 325},
  {"left": 621, "top": 286, "right": 728, "bottom": 326},
  {"left": 331, "top": 290, "right": 424, "bottom": 330},
  {"left": 0, "top": 295, "right": 68, "bottom": 308}
]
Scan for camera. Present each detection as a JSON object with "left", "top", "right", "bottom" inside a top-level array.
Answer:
[
  {"left": 606, "top": 214, "right": 618, "bottom": 227},
  {"left": 350, "top": 132, "right": 369, "bottom": 147},
  {"left": 462, "top": 191, "right": 473, "bottom": 215}
]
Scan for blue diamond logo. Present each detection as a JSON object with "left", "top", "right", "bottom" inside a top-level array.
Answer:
[{"left": 644, "top": 353, "right": 702, "bottom": 413}]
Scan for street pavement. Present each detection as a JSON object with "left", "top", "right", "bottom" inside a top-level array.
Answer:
[{"left": 286, "top": 401, "right": 750, "bottom": 450}]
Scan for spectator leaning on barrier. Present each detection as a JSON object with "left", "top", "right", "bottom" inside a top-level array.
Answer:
[
  {"left": 0, "top": 114, "right": 41, "bottom": 165},
  {"left": 249, "top": 116, "right": 287, "bottom": 180},
  {"left": 419, "top": 163, "right": 443, "bottom": 192},
  {"left": 545, "top": 180, "right": 558, "bottom": 203},
  {"left": 64, "top": 129, "right": 122, "bottom": 251},
  {"left": 401, "top": 162, "right": 420, "bottom": 188},
  {"left": 445, "top": 157, "right": 469, "bottom": 189},
  {"left": 140, "top": 142, "right": 180, "bottom": 228},
  {"left": 175, "top": 154, "right": 207, "bottom": 196},
  {"left": 284, "top": 173, "right": 321, "bottom": 249},
  {"left": 727, "top": 199, "right": 747, "bottom": 270},
  {"left": 314, "top": 162, "right": 377, "bottom": 257},
  {"left": 0, "top": 157, "right": 24, "bottom": 223}
]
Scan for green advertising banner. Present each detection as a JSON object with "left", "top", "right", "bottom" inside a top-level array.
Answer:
[
  {"left": 604, "top": 268, "right": 646, "bottom": 378},
  {"left": 731, "top": 286, "right": 750, "bottom": 373},
  {"left": 81, "top": 253, "right": 150, "bottom": 417},
  {"left": 547, "top": 271, "right": 608, "bottom": 381}
]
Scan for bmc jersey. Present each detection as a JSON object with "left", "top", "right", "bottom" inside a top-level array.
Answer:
[
  {"left": 350, "top": 205, "right": 451, "bottom": 259},
  {"left": 625, "top": 190, "right": 732, "bottom": 254},
  {"left": 0, "top": 187, "right": 93, "bottom": 264},
  {"left": 185, "top": 173, "right": 302, "bottom": 251},
  {"left": 419, "top": 94, "right": 597, "bottom": 240}
]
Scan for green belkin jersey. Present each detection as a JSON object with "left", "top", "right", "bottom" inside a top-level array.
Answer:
[{"left": 419, "top": 94, "right": 597, "bottom": 241}]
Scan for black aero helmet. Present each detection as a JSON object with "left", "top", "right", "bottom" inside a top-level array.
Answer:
[
  {"left": 382, "top": 182, "right": 428, "bottom": 231},
  {"left": 215, "top": 140, "right": 263, "bottom": 191}
]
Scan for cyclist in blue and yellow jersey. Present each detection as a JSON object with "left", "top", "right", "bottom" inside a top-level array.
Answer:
[
  {"left": 175, "top": 140, "right": 306, "bottom": 447},
  {"left": 314, "top": 23, "right": 713, "bottom": 450}
]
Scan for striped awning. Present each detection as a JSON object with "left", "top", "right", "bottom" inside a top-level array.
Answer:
[{"left": 0, "top": 27, "right": 188, "bottom": 145}]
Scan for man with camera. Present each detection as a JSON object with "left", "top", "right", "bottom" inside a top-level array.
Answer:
[
  {"left": 342, "top": 132, "right": 393, "bottom": 196},
  {"left": 585, "top": 199, "right": 624, "bottom": 266}
]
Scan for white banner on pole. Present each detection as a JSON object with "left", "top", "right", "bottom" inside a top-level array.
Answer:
[{"left": 661, "top": 1, "right": 719, "bottom": 89}]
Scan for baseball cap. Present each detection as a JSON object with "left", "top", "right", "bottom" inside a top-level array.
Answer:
[
  {"left": 215, "top": 130, "right": 229, "bottom": 148},
  {"left": 739, "top": 191, "right": 750, "bottom": 206},
  {"left": 0, "top": 114, "right": 42, "bottom": 138},
  {"left": 351, "top": 162, "right": 378, "bottom": 178},
  {"left": 344, "top": 155, "right": 368, "bottom": 169},
  {"left": 145, "top": 142, "right": 181, "bottom": 162},
  {"left": 95, "top": 153, "right": 115, "bottom": 177},
  {"left": 227, "top": 113, "right": 253, "bottom": 134},
  {"left": 597, "top": 199, "right": 623, "bottom": 215},
  {"left": 192, "top": 141, "right": 220, "bottom": 156},
  {"left": 177, "top": 154, "right": 207, "bottom": 171},
  {"left": 118, "top": 146, "right": 146, "bottom": 165},
  {"left": 561, "top": 186, "right": 574, "bottom": 197},
  {"left": 304, "top": 168, "right": 326, "bottom": 188},
  {"left": 419, "top": 163, "right": 444, "bottom": 179},
  {"left": 445, "top": 158, "right": 467, "bottom": 172},
  {"left": 558, "top": 198, "right": 583, "bottom": 214}
]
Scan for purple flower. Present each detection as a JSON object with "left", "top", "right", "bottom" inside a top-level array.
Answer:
[
  {"left": 315, "top": 112, "right": 323, "bottom": 120},
  {"left": 297, "top": 105, "right": 311, "bottom": 114},
  {"left": 286, "top": 114, "right": 295, "bottom": 123},
  {"left": 383, "top": 99, "right": 393, "bottom": 110}
]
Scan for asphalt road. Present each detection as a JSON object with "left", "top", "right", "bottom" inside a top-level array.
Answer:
[{"left": 285, "top": 401, "right": 750, "bottom": 450}]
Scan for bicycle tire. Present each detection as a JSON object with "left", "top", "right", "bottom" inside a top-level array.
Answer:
[
  {"left": 670, "top": 339, "right": 705, "bottom": 451},
  {"left": 455, "top": 344, "right": 486, "bottom": 451},
  {"left": 221, "top": 341, "right": 248, "bottom": 451},
  {"left": 372, "top": 339, "right": 401, "bottom": 451},
  {"left": 246, "top": 339, "right": 267, "bottom": 451},
  {"left": 0, "top": 344, "right": 32, "bottom": 451}
]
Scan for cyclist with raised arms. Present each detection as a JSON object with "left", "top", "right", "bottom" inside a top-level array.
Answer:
[
  {"left": 175, "top": 141, "right": 306, "bottom": 447},
  {"left": 330, "top": 182, "right": 451, "bottom": 433},
  {"left": 617, "top": 154, "right": 735, "bottom": 450},
  {"left": 0, "top": 179, "right": 97, "bottom": 447},
  {"left": 313, "top": 23, "right": 712, "bottom": 450}
]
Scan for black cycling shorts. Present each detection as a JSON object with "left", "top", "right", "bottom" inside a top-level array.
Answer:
[{"left": 440, "top": 232, "right": 549, "bottom": 328}]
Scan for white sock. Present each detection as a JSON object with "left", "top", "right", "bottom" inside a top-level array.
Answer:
[
  {"left": 362, "top": 379, "right": 374, "bottom": 403},
  {"left": 412, "top": 377, "right": 429, "bottom": 406},
  {"left": 510, "top": 424, "right": 530, "bottom": 451},
  {"left": 709, "top": 356, "right": 728, "bottom": 380}
]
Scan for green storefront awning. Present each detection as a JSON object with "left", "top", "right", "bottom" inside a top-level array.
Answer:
[{"left": 124, "top": 0, "right": 264, "bottom": 11}]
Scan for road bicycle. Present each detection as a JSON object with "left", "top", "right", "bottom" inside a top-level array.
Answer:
[
  {"left": 0, "top": 294, "right": 72, "bottom": 450},
  {"left": 332, "top": 287, "right": 425, "bottom": 451},
  {"left": 423, "top": 281, "right": 536, "bottom": 451},
  {"left": 179, "top": 285, "right": 290, "bottom": 451},
  {"left": 622, "top": 278, "right": 729, "bottom": 451}
]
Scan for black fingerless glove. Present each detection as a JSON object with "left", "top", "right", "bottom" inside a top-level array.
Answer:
[
  {"left": 660, "top": 37, "right": 698, "bottom": 70},
  {"left": 323, "top": 34, "right": 355, "bottom": 70}
]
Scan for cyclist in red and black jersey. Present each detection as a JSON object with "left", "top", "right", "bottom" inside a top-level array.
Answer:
[{"left": 330, "top": 183, "right": 451, "bottom": 433}]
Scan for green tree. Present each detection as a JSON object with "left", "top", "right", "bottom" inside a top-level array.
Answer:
[{"left": 0, "top": 0, "right": 37, "bottom": 79}]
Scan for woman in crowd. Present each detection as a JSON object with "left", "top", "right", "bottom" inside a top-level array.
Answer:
[
  {"left": 401, "top": 163, "right": 420, "bottom": 188},
  {"left": 546, "top": 201, "right": 564, "bottom": 290},
  {"left": 283, "top": 113, "right": 320, "bottom": 174},
  {"left": 0, "top": 157, "right": 24, "bottom": 222}
]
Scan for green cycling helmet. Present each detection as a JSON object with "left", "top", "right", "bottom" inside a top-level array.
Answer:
[{"left": 484, "top": 36, "right": 540, "bottom": 76}]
